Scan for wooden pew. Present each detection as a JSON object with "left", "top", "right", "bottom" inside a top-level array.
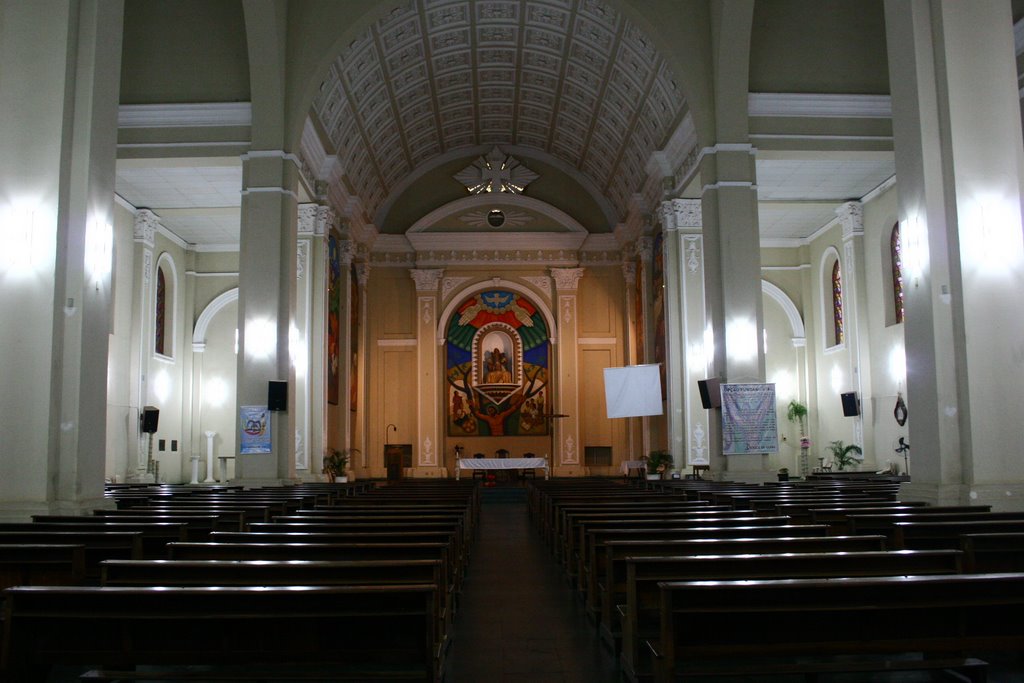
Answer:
[
  {"left": 582, "top": 524, "right": 829, "bottom": 603},
  {"left": 0, "top": 544, "right": 86, "bottom": 589},
  {"left": 650, "top": 573, "right": 1024, "bottom": 683},
  {"left": 100, "top": 558, "right": 451, "bottom": 656},
  {"left": 33, "top": 514, "right": 217, "bottom": 540},
  {"left": 893, "top": 518, "right": 1024, "bottom": 549},
  {"left": 1, "top": 584, "right": 441, "bottom": 682},
  {"left": 94, "top": 507, "right": 246, "bottom": 532},
  {"left": 0, "top": 522, "right": 186, "bottom": 560},
  {"left": 0, "top": 532, "right": 142, "bottom": 582},
  {"left": 618, "top": 549, "right": 963, "bottom": 683},
  {"left": 209, "top": 529, "right": 464, "bottom": 592},
  {"left": 961, "top": 532, "right": 1024, "bottom": 572}
]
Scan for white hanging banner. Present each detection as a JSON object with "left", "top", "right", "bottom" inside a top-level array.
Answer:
[
  {"left": 603, "top": 365, "right": 664, "bottom": 418},
  {"left": 721, "top": 383, "right": 778, "bottom": 454}
]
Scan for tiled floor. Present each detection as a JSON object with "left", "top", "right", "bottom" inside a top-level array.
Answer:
[{"left": 444, "top": 492, "right": 619, "bottom": 683}]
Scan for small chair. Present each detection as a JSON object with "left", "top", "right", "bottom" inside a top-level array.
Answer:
[
  {"left": 471, "top": 453, "right": 487, "bottom": 480},
  {"left": 521, "top": 452, "right": 537, "bottom": 480},
  {"left": 495, "top": 448, "right": 511, "bottom": 481}
]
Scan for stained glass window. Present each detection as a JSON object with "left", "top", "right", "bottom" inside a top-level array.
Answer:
[
  {"left": 831, "top": 259, "right": 844, "bottom": 346},
  {"left": 891, "top": 222, "right": 905, "bottom": 324},
  {"left": 155, "top": 266, "right": 166, "bottom": 355}
]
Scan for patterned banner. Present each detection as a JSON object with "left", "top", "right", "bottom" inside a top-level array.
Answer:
[{"left": 721, "top": 383, "right": 778, "bottom": 455}]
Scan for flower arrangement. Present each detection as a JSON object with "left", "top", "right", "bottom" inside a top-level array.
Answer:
[{"left": 799, "top": 436, "right": 812, "bottom": 449}]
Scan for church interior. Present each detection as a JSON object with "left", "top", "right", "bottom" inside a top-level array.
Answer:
[{"left": 3, "top": 0, "right": 1024, "bottom": 680}]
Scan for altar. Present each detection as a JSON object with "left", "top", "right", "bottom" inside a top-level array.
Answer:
[{"left": 456, "top": 457, "right": 549, "bottom": 480}]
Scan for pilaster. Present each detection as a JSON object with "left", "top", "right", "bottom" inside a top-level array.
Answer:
[
  {"left": 551, "top": 267, "right": 585, "bottom": 475},
  {"left": 410, "top": 268, "right": 445, "bottom": 477},
  {"left": 836, "top": 201, "right": 868, "bottom": 454}
]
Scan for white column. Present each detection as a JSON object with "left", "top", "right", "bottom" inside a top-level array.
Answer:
[
  {"left": 129, "top": 210, "right": 158, "bottom": 480},
  {"left": 836, "top": 202, "right": 869, "bottom": 454},
  {"left": 204, "top": 431, "right": 216, "bottom": 483},
  {"left": 551, "top": 267, "right": 585, "bottom": 475},
  {"left": 658, "top": 202, "right": 687, "bottom": 469},
  {"left": 885, "top": 0, "right": 1024, "bottom": 507},
  {"left": 234, "top": 151, "right": 298, "bottom": 484},
  {"left": 410, "top": 269, "right": 444, "bottom": 477},
  {"left": 634, "top": 238, "right": 654, "bottom": 460}
]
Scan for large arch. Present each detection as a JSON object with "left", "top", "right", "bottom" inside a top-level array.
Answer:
[{"left": 437, "top": 278, "right": 558, "bottom": 346}]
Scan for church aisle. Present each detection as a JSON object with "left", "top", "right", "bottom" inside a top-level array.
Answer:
[{"left": 444, "top": 490, "right": 619, "bottom": 683}]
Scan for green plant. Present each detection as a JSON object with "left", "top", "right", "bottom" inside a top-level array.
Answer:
[
  {"left": 786, "top": 400, "right": 808, "bottom": 434},
  {"left": 644, "top": 450, "right": 674, "bottom": 475},
  {"left": 827, "top": 440, "right": 862, "bottom": 471},
  {"left": 323, "top": 447, "right": 356, "bottom": 477}
]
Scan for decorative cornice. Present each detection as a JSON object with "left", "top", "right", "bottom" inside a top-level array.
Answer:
[
  {"left": 118, "top": 102, "right": 252, "bottom": 128},
  {"left": 133, "top": 209, "right": 159, "bottom": 247},
  {"left": 409, "top": 268, "right": 444, "bottom": 292},
  {"left": 551, "top": 267, "right": 585, "bottom": 291},
  {"left": 412, "top": 249, "right": 581, "bottom": 268},
  {"left": 748, "top": 93, "right": 892, "bottom": 118},
  {"left": 835, "top": 201, "right": 864, "bottom": 240}
]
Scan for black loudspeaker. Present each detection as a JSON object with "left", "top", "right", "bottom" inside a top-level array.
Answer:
[
  {"left": 141, "top": 406, "right": 159, "bottom": 433},
  {"left": 697, "top": 378, "right": 721, "bottom": 409},
  {"left": 268, "top": 380, "right": 287, "bottom": 411},
  {"left": 841, "top": 391, "right": 860, "bottom": 417}
]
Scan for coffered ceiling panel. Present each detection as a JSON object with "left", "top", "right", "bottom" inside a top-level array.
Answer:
[{"left": 311, "top": 0, "right": 688, "bottom": 222}]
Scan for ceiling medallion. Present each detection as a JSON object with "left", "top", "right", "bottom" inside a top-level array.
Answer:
[
  {"left": 459, "top": 208, "right": 534, "bottom": 229},
  {"left": 454, "top": 146, "right": 539, "bottom": 195}
]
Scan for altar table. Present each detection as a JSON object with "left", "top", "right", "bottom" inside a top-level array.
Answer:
[{"left": 456, "top": 457, "right": 549, "bottom": 480}]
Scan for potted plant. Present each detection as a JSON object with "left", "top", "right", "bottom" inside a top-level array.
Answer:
[
  {"left": 777, "top": 467, "right": 790, "bottom": 481},
  {"left": 786, "top": 400, "right": 810, "bottom": 475},
  {"left": 644, "top": 450, "right": 673, "bottom": 480},
  {"left": 323, "top": 447, "right": 356, "bottom": 483},
  {"left": 826, "top": 440, "right": 862, "bottom": 471}
]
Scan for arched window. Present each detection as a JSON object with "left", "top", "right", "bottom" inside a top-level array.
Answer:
[
  {"left": 154, "top": 255, "right": 175, "bottom": 358},
  {"left": 155, "top": 267, "right": 166, "bottom": 355},
  {"left": 891, "top": 222, "right": 905, "bottom": 324},
  {"left": 831, "top": 260, "right": 844, "bottom": 346}
]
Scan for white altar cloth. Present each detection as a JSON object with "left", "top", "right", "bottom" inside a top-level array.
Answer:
[{"left": 456, "top": 457, "right": 549, "bottom": 480}]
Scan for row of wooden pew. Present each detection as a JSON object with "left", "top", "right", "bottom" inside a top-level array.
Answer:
[
  {"left": 530, "top": 477, "right": 1024, "bottom": 683},
  {"left": 1, "top": 480, "right": 478, "bottom": 682}
]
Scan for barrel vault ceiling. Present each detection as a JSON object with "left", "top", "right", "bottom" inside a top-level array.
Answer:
[{"left": 113, "top": 0, "right": 913, "bottom": 249}]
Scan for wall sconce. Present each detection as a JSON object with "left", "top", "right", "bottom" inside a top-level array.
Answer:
[
  {"left": 726, "top": 316, "right": 758, "bottom": 364},
  {"left": 245, "top": 318, "right": 276, "bottom": 359},
  {"left": 85, "top": 217, "right": 113, "bottom": 287},
  {"left": 901, "top": 214, "right": 926, "bottom": 288},
  {"left": 0, "top": 205, "right": 41, "bottom": 276},
  {"left": 972, "top": 198, "right": 1023, "bottom": 274}
]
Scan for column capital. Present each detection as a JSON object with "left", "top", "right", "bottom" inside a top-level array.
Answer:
[
  {"left": 297, "top": 204, "right": 318, "bottom": 235},
  {"left": 317, "top": 205, "right": 338, "bottom": 236},
  {"left": 409, "top": 268, "right": 444, "bottom": 292},
  {"left": 550, "top": 267, "right": 585, "bottom": 291},
  {"left": 635, "top": 236, "right": 654, "bottom": 261},
  {"left": 339, "top": 240, "right": 356, "bottom": 267},
  {"left": 355, "top": 262, "right": 371, "bottom": 287},
  {"left": 836, "top": 201, "right": 864, "bottom": 240},
  {"left": 621, "top": 261, "right": 637, "bottom": 285},
  {"left": 133, "top": 209, "right": 159, "bottom": 247},
  {"left": 660, "top": 198, "right": 702, "bottom": 231}
]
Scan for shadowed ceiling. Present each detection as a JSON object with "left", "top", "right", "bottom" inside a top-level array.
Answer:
[{"left": 310, "top": 0, "right": 688, "bottom": 225}]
